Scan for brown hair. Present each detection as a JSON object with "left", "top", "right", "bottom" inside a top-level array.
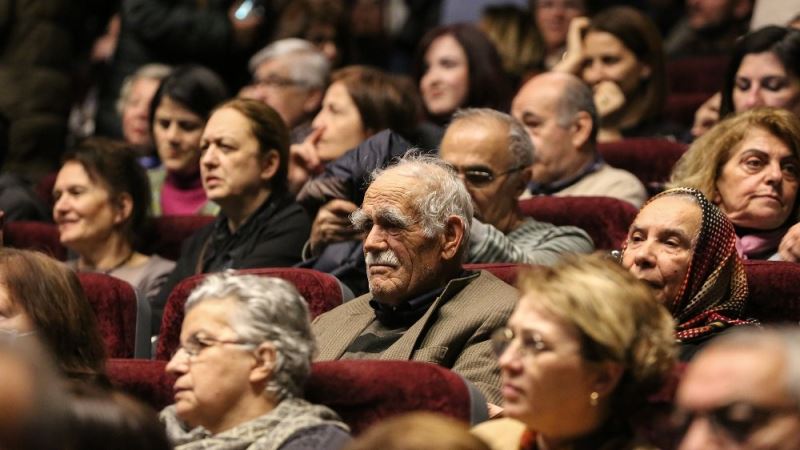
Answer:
[
  {"left": 671, "top": 107, "right": 800, "bottom": 224},
  {"left": 588, "top": 6, "right": 666, "bottom": 127},
  {"left": 345, "top": 412, "right": 489, "bottom": 450},
  {"left": 0, "top": 249, "right": 106, "bottom": 381},
  {"left": 62, "top": 137, "right": 151, "bottom": 248},
  {"left": 212, "top": 98, "right": 291, "bottom": 193},
  {"left": 331, "top": 65, "right": 420, "bottom": 139}
]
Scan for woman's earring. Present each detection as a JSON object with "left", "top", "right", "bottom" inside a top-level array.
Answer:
[{"left": 589, "top": 391, "right": 599, "bottom": 407}]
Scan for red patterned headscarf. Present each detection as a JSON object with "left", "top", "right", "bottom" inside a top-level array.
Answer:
[{"left": 622, "top": 187, "right": 756, "bottom": 342}]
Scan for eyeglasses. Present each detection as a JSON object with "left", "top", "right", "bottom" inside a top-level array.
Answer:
[
  {"left": 252, "top": 74, "right": 308, "bottom": 90},
  {"left": 490, "top": 327, "right": 546, "bottom": 359},
  {"left": 171, "top": 334, "right": 254, "bottom": 360},
  {"left": 0, "top": 328, "right": 36, "bottom": 342},
  {"left": 451, "top": 165, "right": 525, "bottom": 187},
  {"left": 671, "top": 401, "right": 799, "bottom": 444}
]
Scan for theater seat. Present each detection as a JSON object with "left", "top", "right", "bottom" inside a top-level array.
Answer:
[
  {"left": 464, "top": 263, "right": 526, "bottom": 286},
  {"left": 519, "top": 196, "right": 637, "bottom": 250},
  {"left": 107, "top": 358, "right": 174, "bottom": 411},
  {"left": 138, "top": 215, "right": 215, "bottom": 260},
  {"left": 4, "top": 221, "right": 67, "bottom": 260},
  {"left": 155, "top": 268, "right": 345, "bottom": 360},
  {"left": 597, "top": 138, "right": 687, "bottom": 195},
  {"left": 743, "top": 260, "right": 800, "bottom": 323},
  {"left": 667, "top": 56, "right": 728, "bottom": 94},
  {"left": 664, "top": 92, "right": 711, "bottom": 128},
  {"left": 78, "top": 273, "right": 138, "bottom": 358},
  {"left": 307, "top": 360, "right": 486, "bottom": 434}
]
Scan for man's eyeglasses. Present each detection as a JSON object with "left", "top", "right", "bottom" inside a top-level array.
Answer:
[
  {"left": 672, "top": 401, "right": 799, "bottom": 444},
  {"left": 490, "top": 327, "right": 546, "bottom": 359},
  {"left": 451, "top": 165, "right": 525, "bottom": 187},
  {"left": 252, "top": 74, "right": 307, "bottom": 90},
  {"left": 172, "top": 334, "right": 254, "bottom": 360}
]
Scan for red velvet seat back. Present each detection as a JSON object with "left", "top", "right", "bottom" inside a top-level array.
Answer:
[
  {"left": 139, "top": 215, "right": 215, "bottom": 260},
  {"left": 78, "top": 272, "right": 137, "bottom": 358},
  {"left": 743, "top": 260, "right": 800, "bottom": 323},
  {"left": 667, "top": 56, "right": 728, "bottom": 94},
  {"left": 464, "top": 263, "right": 526, "bottom": 286},
  {"left": 518, "top": 196, "right": 637, "bottom": 250},
  {"left": 664, "top": 92, "right": 712, "bottom": 128},
  {"left": 597, "top": 138, "right": 687, "bottom": 195},
  {"left": 4, "top": 221, "right": 67, "bottom": 260},
  {"left": 156, "top": 268, "right": 344, "bottom": 360},
  {"left": 107, "top": 358, "right": 174, "bottom": 411},
  {"left": 306, "top": 360, "right": 473, "bottom": 434}
]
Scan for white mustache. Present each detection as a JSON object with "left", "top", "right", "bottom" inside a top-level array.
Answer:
[{"left": 365, "top": 250, "right": 400, "bottom": 267}]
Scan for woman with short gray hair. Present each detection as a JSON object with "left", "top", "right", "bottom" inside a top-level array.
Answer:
[{"left": 160, "top": 272, "right": 350, "bottom": 450}]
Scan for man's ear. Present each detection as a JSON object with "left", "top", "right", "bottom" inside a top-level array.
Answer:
[
  {"left": 440, "top": 215, "right": 465, "bottom": 261},
  {"left": 259, "top": 149, "right": 281, "bottom": 183},
  {"left": 514, "top": 166, "right": 532, "bottom": 197},
  {"left": 570, "top": 111, "right": 593, "bottom": 150},
  {"left": 250, "top": 342, "right": 277, "bottom": 384},
  {"left": 113, "top": 193, "right": 134, "bottom": 226},
  {"left": 590, "top": 361, "right": 624, "bottom": 399}
]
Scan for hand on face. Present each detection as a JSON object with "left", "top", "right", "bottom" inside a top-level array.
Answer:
[
  {"left": 287, "top": 127, "right": 325, "bottom": 195},
  {"left": 309, "top": 199, "right": 360, "bottom": 256},
  {"left": 593, "top": 80, "right": 626, "bottom": 118}
]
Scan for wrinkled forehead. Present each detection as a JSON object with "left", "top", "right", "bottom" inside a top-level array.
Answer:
[
  {"left": 640, "top": 194, "right": 704, "bottom": 238},
  {"left": 363, "top": 174, "right": 420, "bottom": 216}
]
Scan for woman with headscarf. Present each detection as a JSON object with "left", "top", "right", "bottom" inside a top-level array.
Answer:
[{"left": 621, "top": 187, "right": 757, "bottom": 359}]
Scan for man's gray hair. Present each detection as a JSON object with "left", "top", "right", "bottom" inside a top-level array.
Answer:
[
  {"left": 555, "top": 74, "right": 598, "bottom": 146},
  {"left": 703, "top": 326, "right": 800, "bottom": 408},
  {"left": 186, "top": 272, "right": 314, "bottom": 401},
  {"left": 116, "top": 63, "right": 172, "bottom": 115},
  {"left": 451, "top": 108, "right": 534, "bottom": 167},
  {"left": 367, "top": 153, "right": 473, "bottom": 246},
  {"left": 248, "top": 38, "right": 330, "bottom": 90}
]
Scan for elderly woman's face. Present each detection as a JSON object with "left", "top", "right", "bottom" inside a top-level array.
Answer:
[
  {"left": 165, "top": 298, "right": 258, "bottom": 431},
  {"left": 200, "top": 107, "right": 278, "bottom": 207},
  {"left": 715, "top": 128, "right": 800, "bottom": 230},
  {"left": 122, "top": 77, "right": 160, "bottom": 147},
  {"left": 733, "top": 52, "right": 800, "bottom": 116},
  {"left": 52, "top": 162, "right": 126, "bottom": 252},
  {"left": 153, "top": 96, "right": 205, "bottom": 177},
  {"left": 498, "top": 297, "right": 602, "bottom": 437},
  {"left": 622, "top": 196, "right": 702, "bottom": 306},
  {"left": 420, "top": 34, "right": 470, "bottom": 117},
  {"left": 0, "top": 283, "right": 34, "bottom": 335},
  {"left": 311, "top": 81, "right": 367, "bottom": 162}
]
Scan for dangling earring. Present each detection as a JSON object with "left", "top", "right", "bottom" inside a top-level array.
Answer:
[{"left": 589, "top": 391, "right": 599, "bottom": 407}]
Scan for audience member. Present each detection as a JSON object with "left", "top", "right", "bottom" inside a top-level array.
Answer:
[
  {"left": 439, "top": 108, "right": 594, "bottom": 263},
  {"left": 554, "top": 7, "right": 672, "bottom": 142},
  {"left": 63, "top": 381, "right": 171, "bottom": 450},
  {"left": 242, "top": 38, "right": 330, "bottom": 144},
  {"left": 514, "top": 72, "right": 648, "bottom": 207},
  {"left": 413, "top": 24, "right": 512, "bottom": 126},
  {"left": 288, "top": 65, "right": 420, "bottom": 193},
  {"left": 692, "top": 26, "right": 800, "bottom": 138},
  {"left": 54, "top": 138, "right": 174, "bottom": 310},
  {"left": 116, "top": 63, "right": 171, "bottom": 165},
  {"left": 148, "top": 65, "right": 228, "bottom": 216},
  {"left": 673, "top": 108, "right": 800, "bottom": 261},
  {"left": 674, "top": 327, "right": 800, "bottom": 450},
  {"left": 153, "top": 99, "right": 311, "bottom": 329},
  {"left": 272, "top": 0, "right": 347, "bottom": 67},
  {"left": 312, "top": 155, "right": 518, "bottom": 405},
  {"left": 162, "top": 273, "right": 350, "bottom": 449},
  {"left": 0, "top": 249, "right": 107, "bottom": 383},
  {"left": 473, "top": 254, "right": 676, "bottom": 449},
  {"left": 528, "top": 0, "right": 589, "bottom": 70},
  {"left": 621, "top": 187, "right": 757, "bottom": 360},
  {"left": 347, "top": 412, "right": 490, "bottom": 450},
  {"left": 479, "top": 5, "right": 540, "bottom": 82},
  {"left": 664, "top": 0, "right": 752, "bottom": 59}
]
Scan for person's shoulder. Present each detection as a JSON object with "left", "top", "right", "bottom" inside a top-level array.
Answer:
[
  {"left": 450, "top": 271, "right": 518, "bottom": 312},
  {"left": 313, "top": 293, "right": 373, "bottom": 323}
]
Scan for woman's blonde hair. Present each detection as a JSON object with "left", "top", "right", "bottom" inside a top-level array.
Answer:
[
  {"left": 517, "top": 254, "right": 676, "bottom": 415},
  {"left": 670, "top": 107, "right": 800, "bottom": 222}
]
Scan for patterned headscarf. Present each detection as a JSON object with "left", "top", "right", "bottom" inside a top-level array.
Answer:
[{"left": 622, "top": 187, "right": 755, "bottom": 342}]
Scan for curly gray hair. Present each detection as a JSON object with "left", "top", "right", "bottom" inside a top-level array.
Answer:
[{"left": 185, "top": 272, "right": 314, "bottom": 401}]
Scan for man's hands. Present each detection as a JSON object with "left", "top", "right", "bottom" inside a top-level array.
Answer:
[{"left": 308, "top": 199, "right": 361, "bottom": 256}]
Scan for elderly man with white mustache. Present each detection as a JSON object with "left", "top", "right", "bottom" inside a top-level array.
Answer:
[{"left": 312, "top": 154, "right": 518, "bottom": 407}]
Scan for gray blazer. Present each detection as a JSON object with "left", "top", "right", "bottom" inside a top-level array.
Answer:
[{"left": 312, "top": 270, "right": 518, "bottom": 404}]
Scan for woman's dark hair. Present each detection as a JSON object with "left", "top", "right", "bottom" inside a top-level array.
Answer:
[
  {"left": 412, "top": 23, "right": 512, "bottom": 122},
  {"left": 148, "top": 64, "right": 229, "bottom": 132},
  {"left": 62, "top": 137, "right": 150, "bottom": 248},
  {"left": 331, "top": 65, "right": 421, "bottom": 139},
  {"left": 213, "top": 98, "right": 290, "bottom": 193},
  {"left": 588, "top": 6, "right": 666, "bottom": 126},
  {"left": 720, "top": 26, "right": 800, "bottom": 117},
  {"left": 63, "top": 381, "right": 171, "bottom": 450},
  {"left": 0, "top": 249, "right": 106, "bottom": 382}
]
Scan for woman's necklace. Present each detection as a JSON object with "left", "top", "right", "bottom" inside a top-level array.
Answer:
[{"left": 82, "top": 252, "right": 135, "bottom": 275}]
